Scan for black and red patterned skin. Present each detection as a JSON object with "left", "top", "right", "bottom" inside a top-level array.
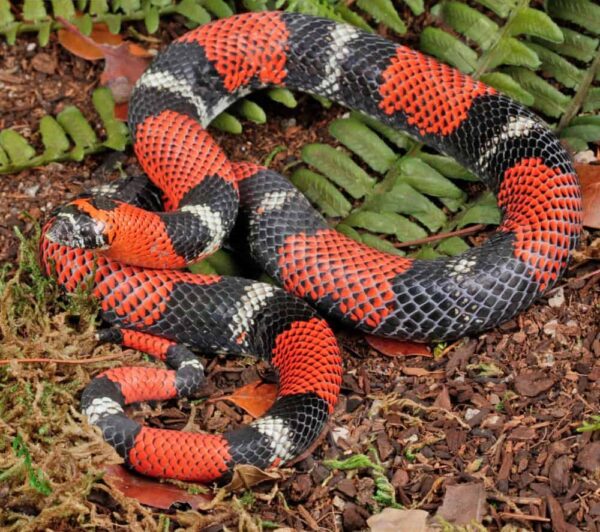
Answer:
[{"left": 40, "top": 12, "right": 582, "bottom": 483}]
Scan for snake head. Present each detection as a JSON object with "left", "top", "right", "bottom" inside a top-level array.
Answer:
[{"left": 45, "top": 197, "right": 117, "bottom": 250}]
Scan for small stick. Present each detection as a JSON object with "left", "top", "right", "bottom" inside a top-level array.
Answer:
[
  {"left": 498, "top": 512, "right": 550, "bottom": 523},
  {"left": 394, "top": 224, "right": 486, "bottom": 248},
  {"left": 545, "top": 267, "right": 600, "bottom": 296}
]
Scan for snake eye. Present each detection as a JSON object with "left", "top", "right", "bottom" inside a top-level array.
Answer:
[{"left": 45, "top": 209, "right": 109, "bottom": 250}]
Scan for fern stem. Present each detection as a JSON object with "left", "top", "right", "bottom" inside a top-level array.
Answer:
[
  {"left": 474, "top": 0, "right": 530, "bottom": 79},
  {"left": 557, "top": 46, "right": 600, "bottom": 132}
]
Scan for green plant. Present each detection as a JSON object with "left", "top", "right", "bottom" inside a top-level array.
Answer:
[
  {"left": 0, "top": 87, "right": 127, "bottom": 174},
  {"left": 577, "top": 414, "right": 600, "bottom": 432}
]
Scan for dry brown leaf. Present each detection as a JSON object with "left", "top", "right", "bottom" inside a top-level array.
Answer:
[
  {"left": 224, "top": 464, "right": 283, "bottom": 492},
  {"left": 575, "top": 163, "right": 600, "bottom": 229},
  {"left": 367, "top": 508, "right": 429, "bottom": 532},
  {"left": 436, "top": 482, "right": 487, "bottom": 526},
  {"left": 218, "top": 380, "right": 278, "bottom": 418},
  {"left": 401, "top": 367, "right": 445, "bottom": 378},
  {"left": 57, "top": 17, "right": 153, "bottom": 112},
  {"left": 103, "top": 464, "right": 211, "bottom": 510},
  {"left": 366, "top": 335, "right": 432, "bottom": 357}
]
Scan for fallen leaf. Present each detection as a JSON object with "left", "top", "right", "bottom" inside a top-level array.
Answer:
[
  {"left": 224, "top": 464, "right": 283, "bottom": 492},
  {"left": 576, "top": 441, "right": 600, "bottom": 473},
  {"left": 401, "top": 367, "right": 445, "bottom": 378},
  {"left": 57, "top": 18, "right": 153, "bottom": 110},
  {"left": 58, "top": 22, "right": 124, "bottom": 60},
  {"left": 367, "top": 508, "right": 429, "bottom": 532},
  {"left": 366, "top": 335, "right": 431, "bottom": 357},
  {"left": 217, "top": 380, "right": 277, "bottom": 418},
  {"left": 575, "top": 163, "right": 600, "bottom": 229},
  {"left": 514, "top": 371, "right": 556, "bottom": 397},
  {"left": 433, "top": 386, "right": 452, "bottom": 410},
  {"left": 436, "top": 482, "right": 487, "bottom": 526},
  {"left": 103, "top": 464, "right": 211, "bottom": 509}
]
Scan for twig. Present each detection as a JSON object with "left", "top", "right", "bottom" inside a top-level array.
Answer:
[
  {"left": 498, "top": 512, "right": 550, "bottom": 523},
  {"left": 545, "top": 267, "right": 600, "bottom": 296},
  {"left": 394, "top": 224, "right": 486, "bottom": 249},
  {"left": 0, "top": 353, "right": 123, "bottom": 365}
]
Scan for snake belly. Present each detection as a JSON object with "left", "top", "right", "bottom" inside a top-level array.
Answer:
[{"left": 40, "top": 11, "right": 582, "bottom": 483}]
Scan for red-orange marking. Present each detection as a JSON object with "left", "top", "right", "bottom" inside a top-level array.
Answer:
[
  {"left": 233, "top": 161, "right": 263, "bottom": 182},
  {"left": 134, "top": 111, "right": 236, "bottom": 209},
  {"left": 180, "top": 12, "right": 289, "bottom": 92},
  {"left": 498, "top": 158, "right": 582, "bottom": 291},
  {"left": 129, "top": 428, "right": 231, "bottom": 482},
  {"left": 271, "top": 317, "right": 342, "bottom": 412},
  {"left": 278, "top": 229, "right": 412, "bottom": 328},
  {"left": 103, "top": 367, "right": 177, "bottom": 404},
  {"left": 379, "top": 46, "right": 494, "bottom": 136},
  {"left": 120, "top": 330, "right": 176, "bottom": 361}
]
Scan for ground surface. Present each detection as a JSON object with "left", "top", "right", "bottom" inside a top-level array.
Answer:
[{"left": 0, "top": 15, "right": 599, "bottom": 532}]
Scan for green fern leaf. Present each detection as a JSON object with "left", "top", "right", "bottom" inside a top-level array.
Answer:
[
  {"left": 436, "top": 236, "right": 469, "bottom": 256},
  {"left": 336, "top": 223, "right": 362, "bottom": 242},
  {"left": 56, "top": 106, "right": 98, "bottom": 161},
  {"left": 176, "top": 0, "right": 211, "bottom": 25},
  {"left": 357, "top": 0, "right": 406, "bottom": 35},
  {"left": 329, "top": 117, "right": 397, "bottom": 174},
  {"left": 40, "top": 116, "right": 70, "bottom": 159},
  {"left": 539, "top": 28, "right": 599, "bottom": 62},
  {"left": 420, "top": 27, "right": 478, "bottom": 73},
  {"left": 416, "top": 153, "right": 478, "bottom": 182},
  {"left": 350, "top": 112, "right": 413, "bottom": 150},
  {"left": 487, "top": 37, "right": 540, "bottom": 69},
  {"left": 0, "top": 145, "right": 9, "bottom": 169},
  {"left": 479, "top": 72, "right": 534, "bottom": 106},
  {"left": 507, "top": 7, "right": 563, "bottom": 43},
  {"left": 360, "top": 233, "right": 406, "bottom": 256},
  {"left": 504, "top": 67, "right": 571, "bottom": 117},
  {"left": 561, "top": 115, "right": 600, "bottom": 143},
  {"left": 301, "top": 144, "right": 375, "bottom": 198},
  {"left": 364, "top": 181, "right": 447, "bottom": 232},
  {"left": 93, "top": 87, "right": 128, "bottom": 150},
  {"left": 403, "top": 0, "right": 424, "bottom": 16},
  {"left": 546, "top": 0, "right": 600, "bottom": 35},
  {"left": 0, "top": 130, "right": 36, "bottom": 167},
  {"left": 336, "top": 4, "right": 374, "bottom": 31},
  {"left": 268, "top": 88, "right": 297, "bottom": 108},
  {"left": 201, "top": 0, "right": 234, "bottom": 18},
  {"left": 0, "top": 0, "right": 15, "bottom": 26},
  {"left": 344, "top": 211, "right": 427, "bottom": 242},
  {"left": 51, "top": 0, "right": 76, "bottom": 18},
  {"left": 291, "top": 168, "right": 352, "bottom": 218},
  {"left": 89, "top": 0, "right": 109, "bottom": 15},
  {"left": 236, "top": 99, "right": 267, "bottom": 124},
  {"left": 455, "top": 192, "right": 501, "bottom": 229},
  {"left": 392, "top": 157, "right": 466, "bottom": 200},
  {"left": 23, "top": 0, "right": 47, "bottom": 21},
  {"left": 211, "top": 112, "right": 242, "bottom": 134},
  {"left": 437, "top": 1, "right": 499, "bottom": 50},
  {"left": 525, "top": 42, "right": 584, "bottom": 89},
  {"left": 472, "top": 0, "right": 517, "bottom": 18},
  {"left": 584, "top": 87, "right": 600, "bottom": 112}
]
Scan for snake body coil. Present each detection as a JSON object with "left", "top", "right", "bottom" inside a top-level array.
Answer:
[{"left": 40, "top": 12, "right": 582, "bottom": 482}]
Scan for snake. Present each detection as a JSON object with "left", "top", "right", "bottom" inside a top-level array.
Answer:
[{"left": 39, "top": 11, "right": 583, "bottom": 483}]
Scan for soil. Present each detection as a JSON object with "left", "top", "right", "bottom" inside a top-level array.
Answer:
[{"left": 1, "top": 16, "right": 599, "bottom": 532}]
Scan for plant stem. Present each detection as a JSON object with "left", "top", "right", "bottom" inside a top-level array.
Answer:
[
  {"left": 557, "top": 45, "right": 600, "bottom": 131},
  {"left": 393, "top": 223, "right": 486, "bottom": 248}
]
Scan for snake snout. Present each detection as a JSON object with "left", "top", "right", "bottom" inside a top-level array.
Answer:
[{"left": 45, "top": 210, "right": 108, "bottom": 250}]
